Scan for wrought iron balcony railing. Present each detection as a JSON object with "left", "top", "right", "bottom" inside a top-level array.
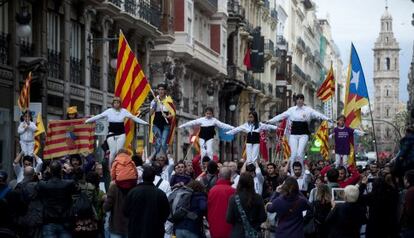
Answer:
[
  {"left": 47, "top": 49, "right": 62, "bottom": 79},
  {"left": 0, "top": 32, "right": 9, "bottom": 65},
  {"left": 90, "top": 58, "right": 101, "bottom": 89},
  {"left": 20, "top": 41, "right": 34, "bottom": 57},
  {"left": 112, "top": 0, "right": 161, "bottom": 28},
  {"left": 70, "top": 57, "right": 83, "bottom": 85}
]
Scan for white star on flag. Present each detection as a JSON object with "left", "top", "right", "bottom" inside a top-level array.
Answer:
[{"left": 350, "top": 70, "right": 360, "bottom": 91}]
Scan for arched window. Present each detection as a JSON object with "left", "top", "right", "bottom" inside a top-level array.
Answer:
[{"left": 385, "top": 57, "right": 390, "bottom": 70}]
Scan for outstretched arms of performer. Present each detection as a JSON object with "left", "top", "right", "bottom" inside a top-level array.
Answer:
[
  {"left": 213, "top": 118, "right": 234, "bottom": 130},
  {"left": 226, "top": 123, "right": 248, "bottom": 135},
  {"left": 259, "top": 123, "right": 278, "bottom": 131},
  {"left": 179, "top": 118, "right": 202, "bottom": 129},
  {"left": 124, "top": 110, "right": 148, "bottom": 125},
  {"left": 267, "top": 109, "right": 290, "bottom": 124},
  {"left": 85, "top": 109, "right": 109, "bottom": 123},
  {"left": 310, "top": 108, "right": 332, "bottom": 122}
]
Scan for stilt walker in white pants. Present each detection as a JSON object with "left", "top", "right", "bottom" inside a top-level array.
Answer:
[
  {"left": 18, "top": 110, "right": 37, "bottom": 156},
  {"left": 179, "top": 107, "right": 234, "bottom": 159},
  {"left": 267, "top": 94, "right": 332, "bottom": 172},
  {"left": 226, "top": 111, "right": 278, "bottom": 164},
  {"left": 85, "top": 97, "right": 148, "bottom": 165}
]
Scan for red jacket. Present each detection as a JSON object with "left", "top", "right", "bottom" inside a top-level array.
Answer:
[
  {"left": 321, "top": 165, "right": 361, "bottom": 188},
  {"left": 207, "top": 179, "right": 235, "bottom": 238}
]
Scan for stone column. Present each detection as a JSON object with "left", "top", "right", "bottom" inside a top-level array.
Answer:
[
  {"left": 62, "top": 0, "right": 71, "bottom": 118},
  {"left": 101, "top": 15, "right": 113, "bottom": 109},
  {"left": 82, "top": 7, "right": 96, "bottom": 116}
]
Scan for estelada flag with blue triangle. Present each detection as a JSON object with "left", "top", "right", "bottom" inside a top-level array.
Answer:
[{"left": 344, "top": 43, "right": 369, "bottom": 164}]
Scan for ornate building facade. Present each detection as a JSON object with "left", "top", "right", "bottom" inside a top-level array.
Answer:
[{"left": 373, "top": 7, "right": 400, "bottom": 151}]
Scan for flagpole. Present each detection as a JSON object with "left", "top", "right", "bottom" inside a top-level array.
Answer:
[{"left": 367, "top": 95, "right": 380, "bottom": 161}]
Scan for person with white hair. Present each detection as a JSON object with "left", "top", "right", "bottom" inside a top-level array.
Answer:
[{"left": 325, "top": 185, "right": 367, "bottom": 238}]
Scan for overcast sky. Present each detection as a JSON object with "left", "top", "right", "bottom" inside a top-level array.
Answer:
[{"left": 313, "top": 0, "right": 414, "bottom": 103}]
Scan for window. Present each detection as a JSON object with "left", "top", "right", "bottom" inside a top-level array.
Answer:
[
  {"left": 386, "top": 89, "right": 389, "bottom": 96},
  {"left": 47, "top": 11, "right": 61, "bottom": 79},
  {"left": 386, "top": 108, "right": 389, "bottom": 117},
  {"left": 70, "top": 21, "right": 83, "bottom": 84},
  {"left": 0, "top": 2, "right": 8, "bottom": 33},
  {"left": 377, "top": 58, "right": 380, "bottom": 71},
  {"left": 385, "top": 57, "right": 390, "bottom": 70}
]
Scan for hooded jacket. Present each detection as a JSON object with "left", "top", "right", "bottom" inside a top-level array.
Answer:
[{"left": 111, "top": 153, "right": 138, "bottom": 183}]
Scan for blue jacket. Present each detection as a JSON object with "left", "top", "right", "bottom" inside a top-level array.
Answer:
[
  {"left": 174, "top": 191, "right": 207, "bottom": 236},
  {"left": 267, "top": 192, "right": 310, "bottom": 238}
]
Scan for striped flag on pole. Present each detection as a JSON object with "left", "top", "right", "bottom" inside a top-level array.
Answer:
[
  {"left": 282, "top": 136, "right": 290, "bottom": 160},
  {"left": 314, "top": 121, "right": 330, "bottom": 160},
  {"left": 316, "top": 64, "right": 335, "bottom": 102},
  {"left": 33, "top": 113, "right": 45, "bottom": 155},
  {"left": 18, "top": 72, "right": 32, "bottom": 111},
  {"left": 115, "top": 30, "right": 151, "bottom": 148},
  {"left": 43, "top": 118, "right": 95, "bottom": 159}
]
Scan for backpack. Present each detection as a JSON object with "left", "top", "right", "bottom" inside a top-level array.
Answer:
[
  {"left": 168, "top": 186, "right": 197, "bottom": 223},
  {"left": 71, "top": 192, "right": 95, "bottom": 219}
]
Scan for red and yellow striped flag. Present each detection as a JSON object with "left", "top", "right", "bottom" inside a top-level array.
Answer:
[
  {"left": 33, "top": 113, "right": 45, "bottom": 155},
  {"left": 189, "top": 126, "right": 201, "bottom": 155},
  {"left": 315, "top": 121, "right": 330, "bottom": 160},
  {"left": 43, "top": 118, "right": 95, "bottom": 159},
  {"left": 115, "top": 31, "right": 151, "bottom": 148},
  {"left": 316, "top": 64, "right": 335, "bottom": 102},
  {"left": 18, "top": 72, "right": 32, "bottom": 111},
  {"left": 282, "top": 136, "right": 290, "bottom": 160}
]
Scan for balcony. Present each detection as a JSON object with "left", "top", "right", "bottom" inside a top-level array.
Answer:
[
  {"left": 90, "top": 58, "right": 101, "bottom": 89},
  {"left": 264, "top": 39, "right": 275, "bottom": 58},
  {"left": 0, "top": 32, "right": 9, "bottom": 65},
  {"left": 47, "top": 49, "right": 62, "bottom": 79},
  {"left": 228, "top": 0, "right": 245, "bottom": 19},
  {"left": 271, "top": 9, "right": 278, "bottom": 21},
  {"left": 103, "top": 0, "right": 161, "bottom": 30},
  {"left": 293, "top": 64, "right": 307, "bottom": 81},
  {"left": 194, "top": 0, "right": 217, "bottom": 16},
  {"left": 296, "top": 37, "right": 305, "bottom": 52},
  {"left": 70, "top": 57, "right": 83, "bottom": 85}
]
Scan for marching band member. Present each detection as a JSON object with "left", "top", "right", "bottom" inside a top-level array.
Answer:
[
  {"left": 226, "top": 111, "right": 278, "bottom": 164},
  {"left": 85, "top": 97, "right": 148, "bottom": 164},
  {"left": 179, "top": 107, "right": 234, "bottom": 159},
  {"left": 267, "top": 94, "right": 332, "bottom": 171}
]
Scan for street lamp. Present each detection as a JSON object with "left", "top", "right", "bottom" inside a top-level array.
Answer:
[
  {"left": 229, "top": 97, "right": 236, "bottom": 111},
  {"left": 16, "top": 4, "right": 31, "bottom": 38}
]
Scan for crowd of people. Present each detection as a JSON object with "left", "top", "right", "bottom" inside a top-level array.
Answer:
[
  {"left": 1, "top": 139, "right": 414, "bottom": 238},
  {"left": 1, "top": 86, "right": 414, "bottom": 238}
]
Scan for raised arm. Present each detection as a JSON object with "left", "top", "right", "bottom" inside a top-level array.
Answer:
[
  {"left": 179, "top": 118, "right": 202, "bottom": 129},
  {"left": 124, "top": 110, "right": 148, "bottom": 125},
  {"left": 226, "top": 124, "right": 247, "bottom": 135},
  {"left": 267, "top": 109, "right": 290, "bottom": 124},
  {"left": 213, "top": 118, "right": 234, "bottom": 130},
  {"left": 17, "top": 122, "right": 26, "bottom": 134},
  {"left": 85, "top": 109, "right": 109, "bottom": 123},
  {"left": 28, "top": 122, "right": 37, "bottom": 132}
]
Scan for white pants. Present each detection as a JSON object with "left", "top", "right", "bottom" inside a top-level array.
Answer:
[
  {"left": 199, "top": 138, "right": 214, "bottom": 159},
  {"left": 20, "top": 141, "right": 34, "bottom": 156},
  {"left": 335, "top": 154, "right": 349, "bottom": 168},
  {"left": 288, "top": 134, "right": 309, "bottom": 171},
  {"left": 246, "top": 143, "right": 260, "bottom": 164},
  {"left": 107, "top": 134, "right": 126, "bottom": 165}
]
